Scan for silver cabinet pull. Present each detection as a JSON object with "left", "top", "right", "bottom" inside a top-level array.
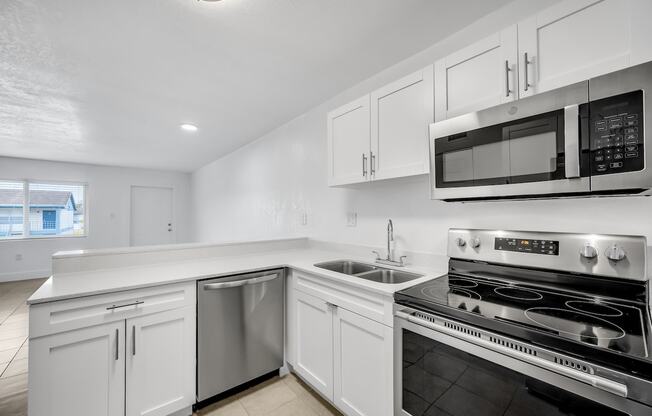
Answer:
[
  {"left": 106, "top": 300, "right": 144, "bottom": 311},
  {"left": 362, "top": 153, "right": 368, "bottom": 177},
  {"left": 203, "top": 273, "right": 280, "bottom": 290},
  {"left": 504, "top": 60, "right": 511, "bottom": 97},
  {"left": 524, "top": 52, "right": 531, "bottom": 92},
  {"left": 370, "top": 151, "right": 376, "bottom": 175},
  {"left": 115, "top": 328, "right": 119, "bottom": 361},
  {"left": 132, "top": 325, "right": 136, "bottom": 356}
]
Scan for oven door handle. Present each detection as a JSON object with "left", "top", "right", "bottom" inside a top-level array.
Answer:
[
  {"left": 397, "top": 311, "right": 629, "bottom": 398},
  {"left": 564, "top": 104, "right": 581, "bottom": 179}
]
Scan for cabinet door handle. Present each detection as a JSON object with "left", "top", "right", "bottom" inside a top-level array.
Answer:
[
  {"left": 115, "top": 328, "right": 119, "bottom": 361},
  {"left": 106, "top": 300, "right": 144, "bottom": 311},
  {"left": 370, "top": 152, "right": 376, "bottom": 175},
  {"left": 362, "top": 153, "right": 368, "bottom": 177},
  {"left": 504, "top": 60, "right": 511, "bottom": 97},
  {"left": 524, "top": 52, "right": 531, "bottom": 92},
  {"left": 132, "top": 325, "right": 136, "bottom": 356}
]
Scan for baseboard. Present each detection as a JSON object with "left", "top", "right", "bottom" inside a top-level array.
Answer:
[{"left": 0, "top": 269, "right": 50, "bottom": 283}]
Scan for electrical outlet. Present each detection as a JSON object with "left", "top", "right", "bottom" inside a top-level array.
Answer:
[
  {"left": 15, "top": 254, "right": 22, "bottom": 261},
  {"left": 301, "top": 212, "right": 308, "bottom": 226},
  {"left": 346, "top": 212, "right": 357, "bottom": 227}
]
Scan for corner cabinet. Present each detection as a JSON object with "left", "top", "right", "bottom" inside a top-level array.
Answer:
[
  {"left": 28, "top": 282, "right": 196, "bottom": 416},
  {"left": 327, "top": 65, "right": 433, "bottom": 186},
  {"left": 289, "top": 271, "right": 394, "bottom": 416}
]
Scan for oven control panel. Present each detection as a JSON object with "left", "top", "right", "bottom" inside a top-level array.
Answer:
[
  {"left": 589, "top": 90, "right": 644, "bottom": 176},
  {"left": 495, "top": 238, "right": 559, "bottom": 256}
]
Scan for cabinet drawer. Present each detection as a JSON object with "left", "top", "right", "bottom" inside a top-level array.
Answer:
[
  {"left": 293, "top": 271, "right": 393, "bottom": 327},
  {"left": 29, "top": 282, "right": 196, "bottom": 339}
]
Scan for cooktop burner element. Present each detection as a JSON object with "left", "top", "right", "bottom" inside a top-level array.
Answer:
[
  {"left": 524, "top": 307, "right": 626, "bottom": 340},
  {"left": 494, "top": 286, "right": 543, "bottom": 301},
  {"left": 565, "top": 300, "right": 624, "bottom": 317}
]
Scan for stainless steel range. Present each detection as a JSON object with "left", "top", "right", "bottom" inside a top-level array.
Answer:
[{"left": 394, "top": 229, "right": 652, "bottom": 416}]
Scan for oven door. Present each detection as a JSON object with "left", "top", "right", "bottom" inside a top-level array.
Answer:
[
  {"left": 394, "top": 309, "right": 652, "bottom": 416},
  {"left": 429, "top": 82, "right": 590, "bottom": 201}
]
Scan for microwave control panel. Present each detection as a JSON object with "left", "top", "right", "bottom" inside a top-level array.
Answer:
[{"left": 589, "top": 90, "right": 644, "bottom": 175}]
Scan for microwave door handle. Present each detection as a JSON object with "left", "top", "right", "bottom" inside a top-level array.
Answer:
[{"left": 564, "top": 104, "right": 581, "bottom": 179}]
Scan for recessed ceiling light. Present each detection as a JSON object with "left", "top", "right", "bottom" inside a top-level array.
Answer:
[{"left": 180, "top": 123, "right": 198, "bottom": 132}]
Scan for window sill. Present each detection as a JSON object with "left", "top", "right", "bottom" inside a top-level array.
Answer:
[{"left": 0, "top": 235, "right": 88, "bottom": 242}]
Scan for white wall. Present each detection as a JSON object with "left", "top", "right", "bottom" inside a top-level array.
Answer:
[
  {"left": 0, "top": 157, "right": 192, "bottom": 281},
  {"left": 192, "top": 0, "right": 652, "bottom": 256}
]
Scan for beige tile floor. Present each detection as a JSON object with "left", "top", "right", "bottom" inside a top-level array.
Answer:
[
  {"left": 0, "top": 278, "right": 46, "bottom": 416},
  {"left": 0, "top": 278, "right": 343, "bottom": 416},
  {"left": 195, "top": 373, "right": 343, "bottom": 416}
]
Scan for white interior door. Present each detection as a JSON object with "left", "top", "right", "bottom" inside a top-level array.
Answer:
[
  {"left": 434, "top": 25, "right": 517, "bottom": 121},
  {"left": 130, "top": 186, "right": 174, "bottom": 246}
]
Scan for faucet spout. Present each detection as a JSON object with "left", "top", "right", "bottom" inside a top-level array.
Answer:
[{"left": 387, "top": 219, "right": 393, "bottom": 261}]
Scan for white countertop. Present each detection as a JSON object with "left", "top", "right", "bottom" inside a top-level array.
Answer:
[{"left": 28, "top": 242, "right": 449, "bottom": 304}]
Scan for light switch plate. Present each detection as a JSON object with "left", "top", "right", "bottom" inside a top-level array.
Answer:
[{"left": 346, "top": 212, "right": 357, "bottom": 227}]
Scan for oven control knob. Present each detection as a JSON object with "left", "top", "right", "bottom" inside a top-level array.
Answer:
[
  {"left": 455, "top": 238, "right": 466, "bottom": 247},
  {"left": 605, "top": 244, "right": 626, "bottom": 262},
  {"left": 469, "top": 237, "right": 481, "bottom": 248},
  {"left": 579, "top": 243, "right": 598, "bottom": 259}
]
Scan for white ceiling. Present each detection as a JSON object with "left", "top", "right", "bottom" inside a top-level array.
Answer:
[{"left": 1, "top": 0, "right": 510, "bottom": 172}]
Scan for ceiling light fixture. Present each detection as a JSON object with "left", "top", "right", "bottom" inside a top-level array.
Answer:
[{"left": 180, "top": 123, "right": 198, "bottom": 132}]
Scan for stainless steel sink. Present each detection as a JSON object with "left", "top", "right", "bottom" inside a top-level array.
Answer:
[
  {"left": 314, "top": 260, "right": 423, "bottom": 284},
  {"left": 354, "top": 269, "right": 422, "bottom": 284},
  {"left": 314, "top": 260, "right": 377, "bottom": 275}
]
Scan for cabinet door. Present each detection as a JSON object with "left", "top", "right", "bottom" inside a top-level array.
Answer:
[
  {"left": 294, "top": 290, "right": 334, "bottom": 400},
  {"left": 434, "top": 25, "right": 517, "bottom": 121},
  {"left": 370, "top": 66, "right": 433, "bottom": 180},
  {"left": 126, "top": 307, "right": 195, "bottom": 416},
  {"left": 327, "top": 95, "right": 371, "bottom": 186},
  {"left": 333, "top": 307, "right": 393, "bottom": 416},
  {"left": 28, "top": 321, "right": 125, "bottom": 416},
  {"left": 518, "top": 0, "right": 649, "bottom": 98}
]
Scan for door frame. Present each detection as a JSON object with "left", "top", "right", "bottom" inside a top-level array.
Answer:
[{"left": 129, "top": 185, "right": 175, "bottom": 246}]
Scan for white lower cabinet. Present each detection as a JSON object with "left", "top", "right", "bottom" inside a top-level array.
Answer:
[
  {"left": 333, "top": 307, "right": 393, "bottom": 416},
  {"left": 294, "top": 290, "right": 334, "bottom": 399},
  {"left": 126, "top": 307, "right": 195, "bottom": 416},
  {"left": 28, "top": 282, "right": 196, "bottom": 416},
  {"left": 293, "top": 288, "right": 393, "bottom": 416},
  {"left": 29, "top": 321, "right": 126, "bottom": 416}
]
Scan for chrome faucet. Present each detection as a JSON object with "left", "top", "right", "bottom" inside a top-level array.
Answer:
[{"left": 373, "top": 219, "right": 407, "bottom": 267}]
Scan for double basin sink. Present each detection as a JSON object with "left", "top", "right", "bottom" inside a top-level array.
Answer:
[{"left": 314, "top": 260, "right": 423, "bottom": 284}]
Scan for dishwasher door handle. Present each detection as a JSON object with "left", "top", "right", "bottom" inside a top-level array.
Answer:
[{"left": 203, "top": 273, "right": 280, "bottom": 290}]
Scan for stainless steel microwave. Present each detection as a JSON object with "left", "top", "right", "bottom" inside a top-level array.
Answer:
[{"left": 429, "top": 61, "right": 652, "bottom": 201}]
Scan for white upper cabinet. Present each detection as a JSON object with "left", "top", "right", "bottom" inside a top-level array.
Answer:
[
  {"left": 327, "top": 95, "right": 371, "bottom": 186},
  {"left": 435, "top": 26, "right": 517, "bottom": 121},
  {"left": 518, "top": 0, "right": 652, "bottom": 98},
  {"left": 126, "top": 307, "right": 195, "bottom": 416},
  {"left": 371, "top": 66, "right": 433, "bottom": 180}
]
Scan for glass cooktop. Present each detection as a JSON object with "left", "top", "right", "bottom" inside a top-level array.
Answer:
[{"left": 395, "top": 272, "right": 652, "bottom": 375}]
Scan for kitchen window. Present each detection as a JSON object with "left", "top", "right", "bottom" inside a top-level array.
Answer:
[{"left": 0, "top": 180, "right": 87, "bottom": 239}]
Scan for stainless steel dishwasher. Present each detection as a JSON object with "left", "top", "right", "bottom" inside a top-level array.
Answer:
[{"left": 197, "top": 269, "right": 284, "bottom": 402}]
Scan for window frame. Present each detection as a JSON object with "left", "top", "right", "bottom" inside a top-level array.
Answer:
[{"left": 0, "top": 178, "right": 89, "bottom": 241}]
